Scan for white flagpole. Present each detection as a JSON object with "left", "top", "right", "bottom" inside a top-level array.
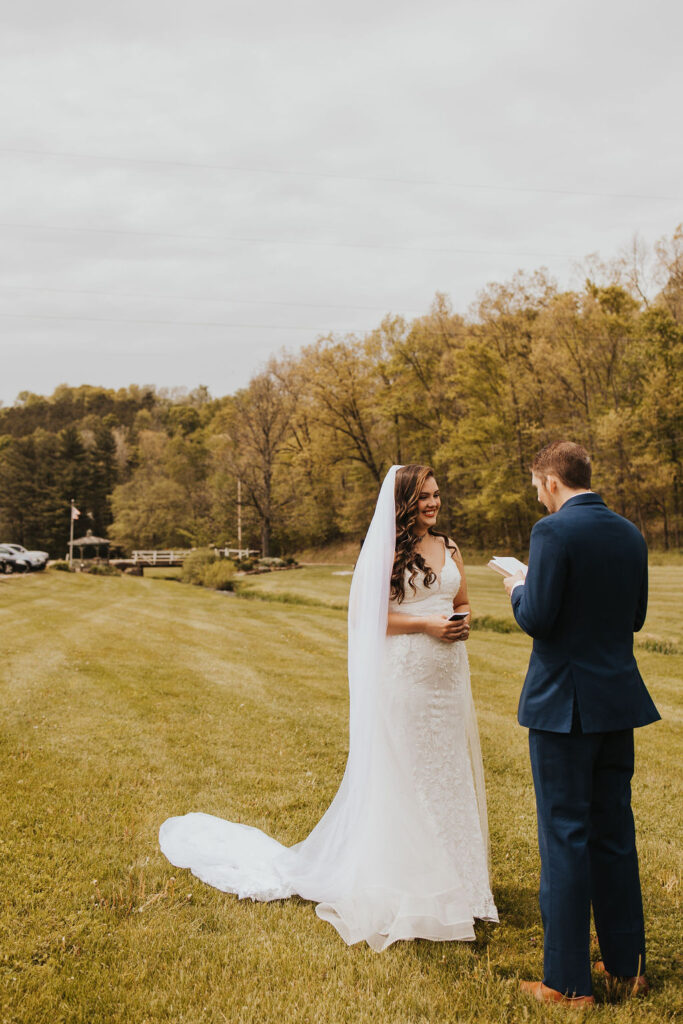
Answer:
[{"left": 69, "top": 499, "right": 75, "bottom": 568}]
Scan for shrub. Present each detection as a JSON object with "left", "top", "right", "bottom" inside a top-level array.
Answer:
[
  {"left": 201, "top": 561, "right": 236, "bottom": 591},
  {"left": 638, "top": 637, "right": 678, "bottom": 655},
  {"left": 471, "top": 615, "right": 520, "bottom": 634},
  {"left": 236, "top": 558, "right": 256, "bottom": 571},
  {"left": 259, "top": 557, "right": 286, "bottom": 567},
  {"left": 181, "top": 548, "right": 215, "bottom": 585},
  {"left": 87, "top": 564, "right": 122, "bottom": 576},
  {"left": 50, "top": 561, "right": 72, "bottom": 572},
  {"left": 180, "top": 549, "right": 236, "bottom": 590}
]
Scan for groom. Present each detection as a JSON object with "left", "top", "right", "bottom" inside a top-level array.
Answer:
[{"left": 502, "top": 441, "right": 660, "bottom": 1007}]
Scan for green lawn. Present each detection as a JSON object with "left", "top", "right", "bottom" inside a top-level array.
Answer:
[
  {"left": 236, "top": 564, "right": 354, "bottom": 608},
  {"left": 241, "top": 563, "right": 682, "bottom": 647},
  {"left": 0, "top": 568, "right": 680, "bottom": 1023}
]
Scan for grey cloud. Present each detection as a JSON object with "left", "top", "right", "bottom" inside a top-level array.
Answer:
[{"left": 1, "top": 0, "right": 681, "bottom": 404}]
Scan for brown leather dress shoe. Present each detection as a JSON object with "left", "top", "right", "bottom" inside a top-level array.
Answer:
[
  {"left": 520, "top": 980, "right": 595, "bottom": 1008},
  {"left": 594, "top": 960, "right": 650, "bottom": 997}
]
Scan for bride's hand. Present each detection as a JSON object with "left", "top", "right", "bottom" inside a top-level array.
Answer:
[{"left": 424, "top": 615, "right": 468, "bottom": 643}]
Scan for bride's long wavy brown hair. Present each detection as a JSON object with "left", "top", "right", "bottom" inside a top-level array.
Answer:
[{"left": 391, "top": 464, "right": 456, "bottom": 604}]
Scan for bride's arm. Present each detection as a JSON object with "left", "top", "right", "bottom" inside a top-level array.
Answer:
[
  {"left": 387, "top": 611, "right": 426, "bottom": 635},
  {"left": 450, "top": 542, "right": 471, "bottom": 639},
  {"left": 386, "top": 611, "right": 464, "bottom": 642}
]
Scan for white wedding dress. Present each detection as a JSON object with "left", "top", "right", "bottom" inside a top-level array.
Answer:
[{"left": 160, "top": 467, "right": 497, "bottom": 951}]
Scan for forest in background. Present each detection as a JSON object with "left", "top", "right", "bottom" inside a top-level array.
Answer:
[{"left": 1, "top": 226, "right": 681, "bottom": 557}]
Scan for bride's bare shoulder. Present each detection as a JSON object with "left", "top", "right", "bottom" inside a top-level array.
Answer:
[{"left": 446, "top": 537, "right": 464, "bottom": 568}]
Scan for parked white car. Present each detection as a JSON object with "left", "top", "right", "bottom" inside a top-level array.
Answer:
[
  {"left": 2, "top": 543, "right": 49, "bottom": 570},
  {"left": 0, "top": 545, "right": 32, "bottom": 572}
]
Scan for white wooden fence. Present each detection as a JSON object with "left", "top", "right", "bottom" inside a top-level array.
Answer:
[
  {"left": 131, "top": 548, "right": 259, "bottom": 566},
  {"left": 132, "top": 550, "right": 188, "bottom": 565},
  {"left": 214, "top": 547, "right": 260, "bottom": 560}
]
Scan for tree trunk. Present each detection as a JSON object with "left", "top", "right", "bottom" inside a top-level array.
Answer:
[{"left": 260, "top": 516, "right": 271, "bottom": 557}]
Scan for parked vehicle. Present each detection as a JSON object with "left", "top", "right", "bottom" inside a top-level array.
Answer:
[
  {"left": 2, "top": 543, "right": 49, "bottom": 570},
  {"left": 0, "top": 545, "right": 31, "bottom": 573}
]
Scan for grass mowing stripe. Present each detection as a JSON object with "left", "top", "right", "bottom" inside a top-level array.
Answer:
[{"left": 0, "top": 568, "right": 680, "bottom": 1023}]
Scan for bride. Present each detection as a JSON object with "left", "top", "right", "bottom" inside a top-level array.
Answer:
[{"left": 159, "top": 464, "right": 498, "bottom": 950}]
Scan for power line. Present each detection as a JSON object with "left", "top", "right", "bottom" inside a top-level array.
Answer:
[
  {"left": 1, "top": 146, "right": 681, "bottom": 203},
  {"left": 1, "top": 221, "right": 575, "bottom": 260},
  {"left": 0, "top": 284, "right": 424, "bottom": 316},
  {"left": 0, "top": 310, "right": 370, "bottom": 332}
]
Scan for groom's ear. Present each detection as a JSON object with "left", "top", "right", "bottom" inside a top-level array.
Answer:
[{"left": 545, "top": 474, "right": 560, "bottom": 494}]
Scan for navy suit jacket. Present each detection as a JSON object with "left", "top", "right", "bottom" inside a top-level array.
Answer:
[{"left": 511, "top": 493, "right": 660, "bottom": 733}]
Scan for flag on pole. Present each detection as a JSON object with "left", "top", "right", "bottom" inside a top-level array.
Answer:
[{"left": 71, "top": 505, "right": 81, "bottom": 520}]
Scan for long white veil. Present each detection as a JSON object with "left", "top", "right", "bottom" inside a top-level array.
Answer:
[
  {"left": 159, "top": 464, "right": 491, "bottom": 946},
  {"left": 274, "top": 464, "right": 402, "bottom": 900}
]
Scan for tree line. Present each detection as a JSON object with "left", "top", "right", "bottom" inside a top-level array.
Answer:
[{"left": 1, "top": 227, "right": 681, "bottom": 557}]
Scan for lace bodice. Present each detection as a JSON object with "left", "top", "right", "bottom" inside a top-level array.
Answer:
[{"left": 389, "top": 548, "right": 461, "bottom": 617}]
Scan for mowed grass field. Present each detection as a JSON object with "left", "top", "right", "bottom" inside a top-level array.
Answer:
[{"left": 0, "top": 564, "right": 680, "bottom": 1024}]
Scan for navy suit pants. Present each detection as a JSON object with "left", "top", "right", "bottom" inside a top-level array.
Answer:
[{"left": 528, "top": 713, "right": 646, "bottom": 996}]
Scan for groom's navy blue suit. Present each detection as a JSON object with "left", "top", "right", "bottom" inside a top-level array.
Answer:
[{"left": 511, "top": 493, "right": 660, "bottom": 996}]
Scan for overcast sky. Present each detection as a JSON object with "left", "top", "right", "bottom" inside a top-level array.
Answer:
[{"left": 1, "top": 0, "right": 681, "bottom": 406}]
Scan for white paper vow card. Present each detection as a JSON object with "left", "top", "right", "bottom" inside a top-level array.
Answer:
[{"left": 487, "top": 556, "right": 528, "bottom": 578}]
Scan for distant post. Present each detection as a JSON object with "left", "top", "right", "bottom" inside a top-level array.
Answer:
[
  {"left": 69, "top": 500, "right": 81, "bottom": 568},
  {"left": 237, "top": 478, "right": 242, "bottom": 556}
]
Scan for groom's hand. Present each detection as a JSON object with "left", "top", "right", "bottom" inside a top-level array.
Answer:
[{"left": 503, "top": 570, "right": 526, "bottom": 597}]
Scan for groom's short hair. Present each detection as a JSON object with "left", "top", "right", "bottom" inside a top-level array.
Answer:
[{"left": 532, "top": 441, "right": 592, "bottom": 489}]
